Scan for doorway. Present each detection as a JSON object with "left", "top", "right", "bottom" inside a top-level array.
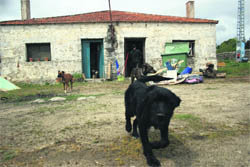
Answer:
[
  {"left": 82, "top": 39, "right": 104, "bottom": 79},
  {"left": 124, "top": 38, "right": 145, "bottom": 77}
]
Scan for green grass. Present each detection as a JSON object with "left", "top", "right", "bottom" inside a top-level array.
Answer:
[
  {"left": 174, "top": 113, "right": 200, "bottom": 121},
  {"left": 173, "top": 113, "right": 248, "bottom": 140},
  {"left": 0, "top": 81, "right": 106, "bottom": 103},
  {"left": 0, "top": 82, "right": 62, "bottom": 102},
  {"left": 217, "top": 60, "right": 250, "bottom": 77},
  {"left": 72, "top": 73, "right": 83, "bottom": 79},
  {"left": 0, "top": 149, "right": 17, "bottom": 162}
]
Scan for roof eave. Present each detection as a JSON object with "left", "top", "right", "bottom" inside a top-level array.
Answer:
[{"left": 0, "top": 20, "right": 218, "bottom": 26}]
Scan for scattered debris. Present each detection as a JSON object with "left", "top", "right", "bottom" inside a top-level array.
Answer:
[
  {"left": 32, "top": 99, "right": 46, "bottom": 103},
  {"left": 200, "top": 63, "right": 216, "bottom": 78},
  {"left": 77, "top": 97, "right": 87, "bottom": 101},
  {"left": 216, "top": 72, "right": 226, "bottom": 78},
  {"left": 217, "top": 62, "right": 226, "bottom": 67},
  {"left": 200, "top": 63, "right": 226, "bottom": 78},
  {"left": 183, "top": 75, "right": 203, "bottom": 84},
  {"left": 77, "top": 96, "right": 96, "bottom": 101},
  {"left": 49, "top": 97, "right": 66, "bottom": 102}
]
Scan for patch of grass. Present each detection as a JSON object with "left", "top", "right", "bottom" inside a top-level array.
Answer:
[
  {"left": 174, "top": 114, "right": 205, "bottom": 132},
  {"left": 112, "top": 90, "right": 124, "bottom": 95},
  {"left": 33, "top": 104, "right": 73, "bottom": 115},
  {"left": 65, "top": 93, "right": 106, "bottom": 101},
  {"left": 174, "top": 113, "right": 200, "bottom": 121},
  {"left": 72, "top": 73, "right": 83, "bottom": 79},
  {"left": 217, "top": 60, "right": 250, "bottom": 77},
  {"left": 205, "top": 122, "right": 249, "bottom": 140},
  {"left": 207, "top": 130, "right": 237, "bottom": 139},
  {"left": 85, "top": 120, "right": 98, "bottom": 128},
  {"left": 0, "top": 83, "right": 62, "bottom": 103},
  {"left": 35, "top": 107, "right": 55, "bottom": 114},
  {"left": 105, "top": 135, "right": 143, "bottom": 165},
  {"left": 0, "top": 149, "right": 17, "bottom": 162},
  {"left": 60, "top": 126, "right": 79, "bottom": 133},
  {"left": 173, "top": 113, "right": 249, "bottom": 141},
  {"left": 204, "top": 87, "right": 218, "bottom": 90}
]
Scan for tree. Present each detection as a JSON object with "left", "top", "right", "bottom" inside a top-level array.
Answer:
[{"left": 216, "top": 38, "right": 236, "bottom": 53}]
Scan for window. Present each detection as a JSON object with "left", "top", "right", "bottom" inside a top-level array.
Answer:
[
  {"left": 173, "top": 40, "right": 195, "bottom": 57},
  {"left": 26, "top": 43, "right": 51, "bottom": 62}
]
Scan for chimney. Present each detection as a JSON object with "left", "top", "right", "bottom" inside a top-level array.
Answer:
[
  {"left": 186, "top": 1, "right": 194, "bottom": 18},
  {"left": 21, "top": 0, "right": 31, "bottom": 20}
]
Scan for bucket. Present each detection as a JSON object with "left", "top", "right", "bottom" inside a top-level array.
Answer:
[{"left": 117, "top": 75, "right": 125, "bottom": 81}]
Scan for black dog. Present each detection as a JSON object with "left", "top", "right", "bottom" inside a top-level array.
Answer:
[
  {"left": 130, "top": 63, "right": 156, "bottom": 83},
  {"left": 125, "top": 75, "right": 181, "bottom": 166}
]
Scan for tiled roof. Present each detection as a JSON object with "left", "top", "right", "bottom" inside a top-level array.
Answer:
[{"left": 0, "top": 10, "right": 218, "bottom": 25}]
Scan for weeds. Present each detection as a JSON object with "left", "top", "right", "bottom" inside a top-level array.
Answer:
[
  {"left": 105, "top": 135, "right": 142, "bottom": 166},
  {"left": 174, "top": 113, "right": 200, "bottom": 121},
  {"left": 0, "top": 149, "right": 17, "bottom": 162},
  {"left": 173, "top": 113, "right": 248, "bottom": 141},
  {"left": 217, "top": 60, "right": 250, "bottom": 77},
  {"left": 204, "top": 87, "right": 218, "bottom": 90}
]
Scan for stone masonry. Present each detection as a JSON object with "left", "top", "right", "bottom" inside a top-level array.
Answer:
[{"left": 0, "top": 22, "right": 217, "bottom": 83}]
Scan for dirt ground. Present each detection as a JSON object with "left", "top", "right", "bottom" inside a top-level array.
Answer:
[{"left": 0, "top": 77, "right": 249, "bottom": 167}]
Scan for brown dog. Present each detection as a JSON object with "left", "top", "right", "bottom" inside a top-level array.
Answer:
[{"left": 57, "top": 71, "right": 73, "bottom": 93}]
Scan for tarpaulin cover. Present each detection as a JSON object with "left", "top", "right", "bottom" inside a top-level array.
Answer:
[{"left": 0, "top": 77, "right": 20, "bottom": 91}]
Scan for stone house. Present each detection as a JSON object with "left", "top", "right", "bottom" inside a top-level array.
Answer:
[{"left": 0, "top": 1, "right": 218, "bottom": 83}]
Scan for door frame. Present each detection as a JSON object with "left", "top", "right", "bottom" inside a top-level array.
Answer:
[
  {"left": 81, "top": 39, "right": 104, "bottom": 79},
  {"left": 124, "top": 38, "right": 146, "bottom": 77}
]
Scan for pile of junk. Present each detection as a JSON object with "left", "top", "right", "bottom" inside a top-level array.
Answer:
[
  {"left": 149, "top": 62, "right": 226, "bottom": 85},
  {"left": 149, "top": 42, "right": 226, "bottom": 85}
]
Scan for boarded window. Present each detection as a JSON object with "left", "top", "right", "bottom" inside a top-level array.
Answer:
[
  {"left": 173, "top": 40, "right": 195, "bottom": 57},
  {"left": 26, "top": 43, "right": 51, "bottom": 62}
]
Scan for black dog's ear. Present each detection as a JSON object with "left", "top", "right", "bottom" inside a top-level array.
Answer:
[{"left": 170, "top": 95, "right": 181, "bottom": 108}]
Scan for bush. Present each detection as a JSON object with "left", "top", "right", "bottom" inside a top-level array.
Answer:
[{"left": 72, "top": 73, "right": 84, "bottom": 82}]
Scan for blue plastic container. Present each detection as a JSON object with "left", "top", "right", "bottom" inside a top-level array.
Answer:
[{"left": 180, "top": 67, "right": 192, "bottom": 75}]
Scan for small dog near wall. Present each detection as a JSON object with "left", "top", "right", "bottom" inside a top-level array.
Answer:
[
  {"left": 130, "top": 63, "right": 156, "bottom": 83},
  {"left": 125, "top": 75, "right": 181, "bottom": 166},
  {"left": 56, "top": 71, "right": 73, "bottom": 93}
]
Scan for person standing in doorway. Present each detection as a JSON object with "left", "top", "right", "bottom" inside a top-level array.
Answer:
[{"left": 129, "top": 44, "right": 142, "bottom": 69}]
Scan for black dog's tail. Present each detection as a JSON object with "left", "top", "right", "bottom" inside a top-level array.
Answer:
[{"left": 138, "top": 75, "right": 173, "bottom": 83}]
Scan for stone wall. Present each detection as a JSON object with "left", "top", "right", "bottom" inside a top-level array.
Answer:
[
  {"left": 1, "top": 57, "right": 81, "bottom": 84},
  {"left": 0, "top": 22, "right": 217, "bottom": 83},
  {"left": 217, "top": 49, "right": 250, "bottom": 61}
]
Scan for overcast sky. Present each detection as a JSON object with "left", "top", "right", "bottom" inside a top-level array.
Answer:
[{"left": 0, "top": 0, "right": 249, "bottom": 44}]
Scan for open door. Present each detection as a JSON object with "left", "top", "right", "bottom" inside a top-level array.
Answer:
[
  {"left": 124, "top": 38, "right": 145, "bottom": 77},
  {"left": 82, "top": 39, "right": 104, "bottom": 79}
]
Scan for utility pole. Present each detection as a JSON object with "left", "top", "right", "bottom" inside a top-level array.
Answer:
[{"left": 236, "top": 0, "right": 246, "bottom": 62}]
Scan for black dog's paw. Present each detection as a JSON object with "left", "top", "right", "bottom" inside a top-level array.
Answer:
[
  {"left": 151, "top": 140, "right": 169, "bottom": 149},
  {"left": 131, "top": 132, "right": 139, "bottom": 138},
  {"left": 126, "top": 123, "right": 132, "bottom": 132},
  {"left": 146, "top": 156, "right": 161, "bottom": 167}
]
